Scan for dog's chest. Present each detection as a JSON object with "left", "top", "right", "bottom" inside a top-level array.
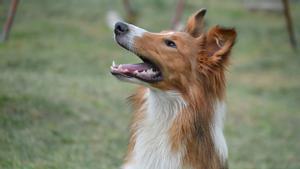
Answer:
[
  {"left": 123, "top": 89, "right": 186, "bottom": 169},
  {"left": 130, "top": 118, "right": 182, "bottom": 169}
]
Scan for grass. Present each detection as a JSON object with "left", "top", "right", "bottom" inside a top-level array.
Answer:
[{"left": 0, "top": 0, "right": 299, "bottom": 168}]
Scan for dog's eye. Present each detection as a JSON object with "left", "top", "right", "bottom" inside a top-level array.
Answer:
[{"left": 164, "top": 39, "right": 177, "bottom": 48}]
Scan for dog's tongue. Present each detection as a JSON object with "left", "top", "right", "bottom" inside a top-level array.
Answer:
[{"left": 120, "top": 63, "right": 152, "bottom": 72}]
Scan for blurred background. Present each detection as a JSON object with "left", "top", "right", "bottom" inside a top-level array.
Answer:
[{"left": 0, "top": 0, "right": 299, "bottom": 168}]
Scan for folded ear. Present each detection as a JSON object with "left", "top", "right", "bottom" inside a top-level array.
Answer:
[
  {"left": 184, "top": 8, "right": 207, "bottom": 37},
  {"left": 206, "top": 26, "right": 237, "bottom": 64}
]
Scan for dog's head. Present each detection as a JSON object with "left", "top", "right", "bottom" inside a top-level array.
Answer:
[{"left": 111, "top": 9, "right": 236, "bottom": 92}]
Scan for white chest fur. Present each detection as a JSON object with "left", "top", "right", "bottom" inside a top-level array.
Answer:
[
  {"left": 122, "top": 89, "right": 228, "bottom": 169},
  {"left": 211, "top": 102, "right": 228, "bottom": 163},
  {"left": 123, "top": 89, "right": 186, "bottom": 169}
]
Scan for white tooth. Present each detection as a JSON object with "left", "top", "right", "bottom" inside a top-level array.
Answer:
[
  {"left": 143, "top": 71, "right": 148, "bottom": 75},
  {"left": 148, "top": 69, "right": 153, "bottom": 74},
  {"left": 134, "top": 70, "right": 138, "bottom": 74},
  {"left": 112, "top": 60, "right": 116, "bottom": 67}
]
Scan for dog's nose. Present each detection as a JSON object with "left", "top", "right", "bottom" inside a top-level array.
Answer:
[{"left": 114, "top": 22, "right": 129, "bottom": 35}]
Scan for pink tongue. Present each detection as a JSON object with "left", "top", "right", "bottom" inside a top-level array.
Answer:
[{"left": 121, "top": 63, "right": 152, "bottom": 72}]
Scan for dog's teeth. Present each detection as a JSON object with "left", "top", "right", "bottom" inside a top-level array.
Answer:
[
  {"left": 135, "top": 68, "right": 158, "bottom": 77},
  {"left": 148, "top": 69, "right": 154, "bottom": 74},
  {"left": 112, "top": 60, "right": 116, "bottom": 67}
]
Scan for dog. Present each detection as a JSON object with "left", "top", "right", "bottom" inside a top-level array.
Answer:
[{"left": 110, "top": 8, "right": 237, "bottom": 169}]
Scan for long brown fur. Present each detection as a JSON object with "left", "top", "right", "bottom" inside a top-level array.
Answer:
[{"left": 123, "top": 10, "right": 236, "bottom": 169}]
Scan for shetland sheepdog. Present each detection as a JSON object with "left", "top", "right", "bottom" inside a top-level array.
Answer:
[{"left": 110, "top": 9, "right": 237, "bottom": 169}]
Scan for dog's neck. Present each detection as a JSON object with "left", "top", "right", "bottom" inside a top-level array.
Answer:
[
  {"left": 124, "top": 88, "right": 228, "bottom": 169},
  {"left": 144, "top": 89, "right": 186, "bottom": 123}
]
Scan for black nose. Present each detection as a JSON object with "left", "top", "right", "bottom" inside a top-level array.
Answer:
[{"left": 114, "top": 22, "right": 129, "bottom": 35}]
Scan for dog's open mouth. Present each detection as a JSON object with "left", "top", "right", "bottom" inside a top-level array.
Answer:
[{"left": 110, "top": 55, "right": 163, "bottom": 83}]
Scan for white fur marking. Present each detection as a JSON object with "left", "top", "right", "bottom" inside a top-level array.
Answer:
[
  {"left": 156, "top": 31, "right": 175, "bottom": 36},
  {"left": 126, "top": 24, "right": 147, "bottom": 50},
  {"left": 211, "top": 101, "right": 228, "bottom": 163},
  {"left": 123, "top": 89, "right": 186, "bottom": 169}
]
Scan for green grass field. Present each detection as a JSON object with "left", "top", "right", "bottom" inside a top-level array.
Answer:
[{"left": 0, "top": 0, "right": 299, "bottom": 168}]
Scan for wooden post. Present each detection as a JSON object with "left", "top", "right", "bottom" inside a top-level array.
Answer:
[
  {"left": 1, "top": 0, "right": 20, "bottom": 42},
  {"left": 282, "top": 0, "right": 297, "bottom": 50},
  {"left": 122, "top": 0, "right": 137, "bottom": 24},
  {"left": 171, "top": 0, "right": 185, "bottom": 30}
]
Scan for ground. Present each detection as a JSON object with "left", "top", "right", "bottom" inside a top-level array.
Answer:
[{"left": 0, "top": 0, "right": 299, "bottom": 168}]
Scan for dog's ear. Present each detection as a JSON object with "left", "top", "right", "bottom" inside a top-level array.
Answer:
[
  {"left": 205, "top": 26, "right": 237, "bottom": 64},
  {"left": 184, "top": 8, "right": 206, "bottom": 37}
]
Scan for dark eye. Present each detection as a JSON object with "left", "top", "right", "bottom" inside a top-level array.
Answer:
[{"left": 164, "top": 39, "right": 177, "bottom": 48}]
